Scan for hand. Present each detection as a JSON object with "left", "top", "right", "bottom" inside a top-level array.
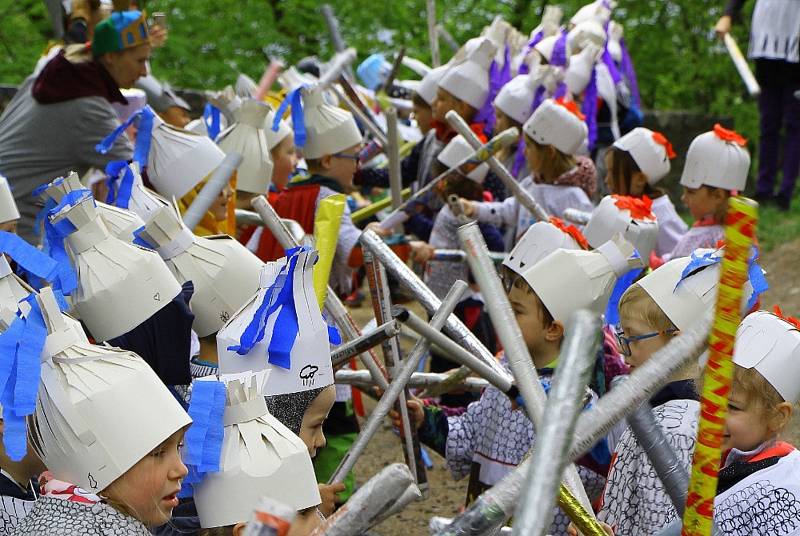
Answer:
[
  {"left": 567, "top": 521, "right": 614, "bottom": 536},
  {"left": 317, "top": 482, "right": 346, "bottom": 517},
  {"left": 459, "top": 198, "right": 476, "bottom": 218},
  {"left": 714, "top": 15, "right": 732, "bottom": 39},
  {"left": 388, "top": 396, "right": 425, "bottom": 434},
  {"left": 149, "top": 24, "right": 168, "bottom": 48},
  {"left": 409, "top": 240, "right": 435, "bottom": 264},
  {"left": 366, "top": 221, "right": 392, "bottom": 237}
]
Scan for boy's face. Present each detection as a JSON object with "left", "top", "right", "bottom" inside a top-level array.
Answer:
[
  {"left": 321, "top": 143, "right": 361, "bottom": 192},
  {"left": 681, "top": 185, "right": 727, "bottom": 222},
  {"left": 432, "top": 88, "right": 460, "bottom": 123},
  {"left": 723, "top": 387, "right": 774, "bottom": 452},
  {"left": 270, "top": 136, "right": 298, "bottom": 191},
  {"left": 413, "top": 101, "right": 434, "bottom": 135},
  {"left": 618, "top": 315, "right": 674, "bottom": 370},
  {"left": 299, "top": 385, "right": 336, "bottom": 458},
  {"left": 508, "top": 281, "right": 557, "bottom": 368}
]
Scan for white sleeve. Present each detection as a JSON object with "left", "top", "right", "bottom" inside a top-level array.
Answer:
[{"left": 473, "top": 195, "right": 519, "bottom": 227}]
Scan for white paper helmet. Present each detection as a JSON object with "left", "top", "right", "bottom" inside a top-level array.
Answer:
[
  {"left": 494, "top": 71, "right": 539, "bottom": 125},
  {"left": 680, "top": 125, "right": 750, "bottom": 192},
  {"left": 300, "top": 86, "right": 362, "bottom": 160},
  {"left": 216, "top": 99, "right": 274, "bottom": 194},
  {"left": 264, "top": 108, "right": 293, "bottom": 150},
  {"left": 147, "top": 112, "right": 227, "bottom": 200},
  {"left": 502, "top": 219, "right": 586, "bottom": 277},
  {"left": 734, "top": 310, "right": 800, "bottom": 404},
  {"left": 279, "top": 66, "right": 317, "bottom": 92},
  {"left": 567, "top": 20, "right": 607, "bottom": 52},
  {"left": 139, "top": 203, "right": 264, "bottom": 337},
  {"left": 193, "top": 372, "right": 321, "bottom": 527},
  {"left": 613, "top": 127, "right": 675, "bottom": 185},
  {"left": 0, "top": 175, "right": 20, "bottom": 225},
  {"left": 522, "top": 234, "right": 643, "bottom": 323},
  {"left": 112, "top": 88, "right": 147, "bottom": 123},
  {"left": 533, "top": 35, "right": 568, "bottom": 64},
  {"left": 29, "top": 287, "right": 191, "bottom": 493},
  {"left": 106, "top": 161, "right": 168, "bottom": 223},
  {"left": 607, "top": 21, "right": 624, "bottom": 63},
  {"left": 565, "top": 44, "right": 602, "bottom": 95},
  {"left": 0, "top": 256, "right": 31, "bottom": 329},
  {"left": 217, "top": 249, "right": 333, "bottom": 396},
  {"left": 417, "top": 64, "right": 450, "bottom": 106},
  {"left": 439, "top": 38, "right": 496, "bottom": 110},
  {"left": 523, "top": 98, "right": 588, "bottom": 155},
  {"left": 570, "top": 0, "right": 615, "bottom": 26},
  {"left": 585, "top": 195, "right": 659, "bottom": 261},
  {"left": 48, "top": 191, "right": 182, "bottom": 341},
  {"left": 436, "top": 135, "right": 489, "bottom": 183}
]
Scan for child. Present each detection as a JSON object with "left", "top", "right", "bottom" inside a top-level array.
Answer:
[
  {"left": 597, "top": 249, "right": 765, "bottom": 534},
  {"left": 0, "top": 175, "right": 19, "bottom": 234},
  {"left": 462, "top": 98, "right": 596, "bottom": 241},
  {"left": 264, "top": 109, "right": 297, "bottom": 194},
  {"left": 15, "top": 289, "right": 192, "bottom": 535},
  {"left": 254, "top": 84, "right": 363, "bottom": 297},
  {"left": 665, "top": 124, "right": 750, "bottom": 261},
  {"left": 605, "top": 127, "right": 685, "bottom": 257}
]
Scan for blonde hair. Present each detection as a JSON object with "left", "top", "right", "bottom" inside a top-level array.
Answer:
[
  {"left": 619, "top": 283, "right": 675, "bottom": 332},
  {"left": 525, "top": 135, "right": 576, "bottom": 180},
  {"left": 733, "top": 364, "right": 786, "bottom": 412}
]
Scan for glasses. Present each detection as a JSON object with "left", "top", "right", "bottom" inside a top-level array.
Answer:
[
  {"left": 615, "top": 326, "right": 678, "bottom": 357},
  {"left": 333, "top": 152, "right": 360, "bottom": 163}
]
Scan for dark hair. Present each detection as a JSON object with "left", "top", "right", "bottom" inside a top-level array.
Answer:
[
  {"left": 412, "top": 93, "right": 430, "bottom": 108},
  {"left": 609, "top": 147, "right": 662, "bottom": 197},
  {"left": 198, "top": 527, "right": 234, "bottom": 536},
  {"left": 442, "top": 174, "right": 484, "bottom": 201},
  {"left": 503, "top": 266, "right": 556, "bottom": 328}
]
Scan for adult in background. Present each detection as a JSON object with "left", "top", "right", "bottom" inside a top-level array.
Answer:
[
  {"left": 0, "top": 10, "right": 150, "bottom": 241},
  {"left": 716, "top": 0, "right": 800, "bottom": 210}
]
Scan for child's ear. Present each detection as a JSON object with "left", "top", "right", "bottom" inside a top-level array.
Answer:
[
  {"left": 770, "top": 402, "right": 793, "bottom": 435},
  {"left": 546, "top": 320, "right": 565, "bottom": 342},
  {"left": 320, "top": 154, "right": 333, "bottom": 170},
  {"left": 232, "top": 522, "right": 248, "bottom": 536}
]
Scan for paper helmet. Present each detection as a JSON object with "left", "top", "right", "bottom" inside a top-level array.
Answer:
[
  {"left": 0, "top": 256, "right": 31, "bottom": 328},
  {"left": 503, "top": 219, "right": 585, "bottom": 278},
  {"left": 436, "top": 135, "right": 489, "bottom": 183},
  {"left": 300, "top": 86, "right": 362, "bottom": 160},
  {"left": 139, "top": 203, "right": 264, "bottom": 337},
  {"left": 217, "top": 249, "right": 333, "bottom": 396},
  {"left": 439, "top": 38, "right": 496, "bottom": 110},
  {"left": 494, "top": 72, "right": 538, "bottom": 125},
  {"left": 136, "top": 75, "right": 191, "bottom": 113},
  {"left": 565, "top": 44, "right": 601, "bottom": 95},
  {"left": 235, "top": 73, "right": 258, "bottom": 99},
  {"left": 417, "top": 64, "right": 450, "bottom": 106},
  {"left": 523, "top": 235, "right": 642, "bottom": 323},
  {"left": 680, "top": 125, "right": 750, "bottom": 192},
  {"left": 613, "top": 128, "right": 675, "bottom": 185},
  {"left": 264, "top": 108, "right": 293, "bottom": 150},
  {"left": 29, "top": 287, "right": 190, "bottom": 493},
  {"left": 607, "top": 21, "right": 624, "bottom": 63},
  {"left": 357, "top": 53, "right": 392, "bottom": 90},
  {"left": 147, "top": 112, "right": 227, "bottom": 200},
  {"left": 112, "top": 88, "right": 147, "bottom": 123},
  {"left": 217, "top": 99, "right": 274, "bottom": 194},
  {"left": 523, "top": 98, "right": 588, "bottom": 155},
  {"left": 49, "top": 192, "right": 182, "bottom": 341},
  {"left": 734, "top": 310, "right": 800, "bottom": 403},
  {"left": 106, "top": 161, "right": 168, "bottom": 223},
  {"left": 279, "top": 66, "right": 316, "bottom": 93},
  {"left": 570, "top": 0, "right": 615, "bottom": 26},
  {"left": 534, "top": 35, "right": 566, "bottom": 64},
  {"left": 585, "top": 195, "right": 659, "bottom": 261},
  {"left": 193, "top": 373, "right": 321, "bottom": 527},
  {"left": 567, "top": 20, "right": 607, "bottom": 52},
  {"left": 0, "top": 175, "right": 19, "bottom": 224}
]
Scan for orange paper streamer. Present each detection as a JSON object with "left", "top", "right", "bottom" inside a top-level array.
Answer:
[{"left": 681, "top": 196, "right": 758, "bottom": 536}]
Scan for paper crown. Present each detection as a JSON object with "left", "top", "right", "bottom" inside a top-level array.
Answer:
[
  {"left": 193, "top": 373, "right": 321, "bottom": 527},
  {"left": 503, "top": 219, "right": 585, "bottom": 278},
  {"left": 570, "top": 0, "right": 615, "bottom": 26},
  {"left": 29, "top": 287, "right": 191, "bottom": 493},
  {"left": 417, "top": 64, "right": 450, "bottom": 106},
  {"left": 585, "top": 195, "right": 659, "bottom": 261},
  {"left": 734, "top": 310, "right": 800, "bottom": 403},
  {"left": 680, "top": 124, "right": 750, "bottom": 192},
  {"left": 567, "top": 20, "right": 607, "bottom": 52},
  {"left": 436, "top": 135, "right": 489, "bottom": 183},
  {"left": 112, "top": 88, "right": 147, "bottom": 123},
  {"left": 48, "top": 191, "right": 181, "bottom": 341},
  {"left": 523, "top": 98, "right": 588, "bottom": 155},
  {"left": 439, "top": 38, "right": 496, "bottom": 110},
  {"left": 636, "top": 248, "right": 761, "bottom": 332},
  {"left": 523, "top": 235, "right": 642, "bottom": 323},
  {"left": 105, "top": 161, "right": 168, "bottom": 223},
  {"left": 139, "top": 203, "right": 264, "bottom": 337},
  {"left": 136, "top": 75, "right": 191, "bottom": 113},
  {"left": 217, "top": 248, "right": 333, "bottom": 396},
  {"left": 264, "top": 108, "right": 293, "bottom": 150},
  {"left": 494, "top": 71, "right": 539, "bottom": 125},
  {"left": 613, "top": 127, "right": 674, "bottom": 185},
  {"left": 0, "top": 175, "right": 19, "bottom": 224},
  {"left": 91, "top": 10, "right": 149, "bottom": 57},
  {"left": 217, "top": 99, "right": 274, "bottom": 194},
  {"left": 357, "top": 53, "right": 392, "bottom": 90},
  {"left": 148, "top": 113, "right": 227, "bottom": 200},
  {"left": 300, "top": 86, "right": 362, "bottom": 160}
]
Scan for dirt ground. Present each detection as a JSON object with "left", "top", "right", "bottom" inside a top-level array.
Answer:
[{"left": 344, "top": 238, "right": 800, "bottom": 534}]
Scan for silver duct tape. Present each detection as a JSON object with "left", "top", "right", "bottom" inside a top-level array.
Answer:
[
  {"left": 251, "top": 196, "right": 389, "bottom": 389},
  {"left": 430, "top": 518, "right": 512, "bottom": 535},
  {"left": 328, "top": 280, "right": 468, "bottom": 484},
  {"left": 311, "top": 464, "right": 415, "bottom": 536},
  {"left": 563, "top": 208, "right": 591, "bottom": 225},
  {"left": 514, "top": 310, "right": 602, "bottom": 535},
  {"left": 445, "top": 110, "right": 549, "bottom": 222},
  {"left": 331, "top": 320, "right": 401, "bottom": 368},
  {"left": 393, "top": 307, "right": 513, "bottom": 393},
  {"left": 419, "top": 366, "right": 473, "bottom": 397},
  {"left": 335, "top": 369, "right": 489, "bottom": 392},
  {"left": 183, "top": 152, "right": 242, "bottom": 231},
  {"left": 359, "top": 229, "right": 512, "bottom": 384},
  {"left": 431, "top": 495, "right": 509, "bottom": 536},
  {"left": 447, "top": 194, "right": 470, "bottom": 225},
  {"left": 426, "top": 0, "right": 440, "bottom": 66},
  {"left": 431, "top": 249, "right": 507, "bottom": 263},
  {"left": 317, "top": 48, "right": 357, "bottom": 89},
  {"left": 372, "top": 483, "right": 424, "bottom": 526},
  {"left": 386, "top": 109, "right": 405, "bottom": 235},
  {"left": 331, "top": 84, "right": 388, "bottom": 147}
]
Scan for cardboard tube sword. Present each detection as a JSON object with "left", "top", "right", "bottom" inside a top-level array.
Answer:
[
  {"left": 386, "top": 108, "right": 405, "bottom": 235},
  {"left": 446, "top": 110, "right": 549, "bottom": 222},
  {"left": 328, "top": 280, "right": 468, "bottom": 485},
  {"left": 335, "top": 369, "right": 489, "bottom": 392},
  {"left": 330, "top": 320, "right": 401, "bottom": 368},
  {"left": 723, "top": 33, "right": 760, "bottom": 97},
  {"left": 183, "top": 152, "right": 242, "bottom": 231},
  {"left": 427, "top": 0, "right": 441, "bottom": 67},
  {"left": 563, "top": 208, "right": 591, "bottom": 226},
  {"left": 320, "top": 5, "right": 354, "bottom": 79}
]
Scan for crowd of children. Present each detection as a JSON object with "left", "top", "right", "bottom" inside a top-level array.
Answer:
[{"left": 0, "top": 1, "right": 796, "bottom": 535}]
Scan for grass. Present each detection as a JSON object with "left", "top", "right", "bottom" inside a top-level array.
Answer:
[{"left": 755, "top": 191, "right": 800, "bottom": 253}]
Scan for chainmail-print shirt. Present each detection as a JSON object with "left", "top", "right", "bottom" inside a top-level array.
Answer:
[
  {"left": 12, "top": 496, "right": 151, "bottom": 535},
  {"left": 598, "top": 399, "right": 699, "bottom": 535}
]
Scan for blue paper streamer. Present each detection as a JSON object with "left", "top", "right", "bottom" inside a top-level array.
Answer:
[
  {"left": 42, "top": 189, "right": 94, "bottom": 298},
  {"left": 274, "top": 86, "right": 307, "bottom": 148},
  {"left": 95, "top": 106, "right": 155, "bottom": 170},
  {"left": 203, "top": 103, "right": 222, "bottom": 141},
  {"left": 581, "top": 67, "right": 599, "bottom": 151},
  {"left": 104, "top": 160, "right": 136, "bottom": 209},
  {"left": 747, "top": 247, "right": 769, "bottom": 311},
  {"left": 675, "top": 249, "right": 722, "bottom": 291},
  {"left": 179, "top": 379, "right": 226, "bottom": 497},
  {"left": 605, "top": 256, "right": 643, "bottom": 327}
]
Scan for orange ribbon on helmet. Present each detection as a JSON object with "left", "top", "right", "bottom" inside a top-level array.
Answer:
[
  {"left": 611, "top": 194, "right": 656, "bottom": 221},
  {"left": 713, "top": 123, "right": 747, "bottom": 147},
  {"left": 773, "top": 305, "right": 800, "bottom": 331},
  {"left": 548, "top": 216, "right": 589, "bottom": 250},
  {"left": 651, "top": 131, "right": 677, "bottom": 159},
  {"left": 554, "top": 97, "right": 586, "bottom": 121}
]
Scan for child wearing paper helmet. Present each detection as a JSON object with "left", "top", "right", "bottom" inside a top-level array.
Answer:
[
  {"left": 460, "top": 98, "right": 596, "bottom": 241},
  {"left": 597, "top": 247, "right": 766, "bottom": 534},
  {"left": 605, "top": 127, "right": 686, "bottom": 257},
  {"left": 664, "top": 124, "right": 750, "bottom": 262}
]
